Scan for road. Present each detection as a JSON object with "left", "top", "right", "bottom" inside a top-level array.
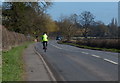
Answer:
[{"left": 35, "top": 40, "right": 118, "bottom": 81}]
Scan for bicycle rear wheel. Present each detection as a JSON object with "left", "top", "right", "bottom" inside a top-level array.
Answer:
[{"left": 44, "top": 47, "right": 47, "bottom": 52}]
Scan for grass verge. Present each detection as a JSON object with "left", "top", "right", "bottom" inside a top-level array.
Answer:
[
  {"left": 58, "top": 41, "right": 120, "bottom": 53},
  {"left": 2, "top": 42, "right": 33, "bottom": 81},
  {"left": 0, "top": 51, "right": 2, "bottom": 82}
]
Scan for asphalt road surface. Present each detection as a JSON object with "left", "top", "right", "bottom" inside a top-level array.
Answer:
[{"left": 35, "top": 40, "right": 118, "bottom": 81}]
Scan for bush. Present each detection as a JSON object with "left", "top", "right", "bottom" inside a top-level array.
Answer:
[
  {"left": 2, "top": 26, "right": 31, "bottom": 51},
  {"left": 75, "top": 38, "right": 119, "bottom": 49}
]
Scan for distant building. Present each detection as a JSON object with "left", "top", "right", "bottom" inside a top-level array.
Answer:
[{"left": 118, "top": 1, "right": 120, "bottom": 26}]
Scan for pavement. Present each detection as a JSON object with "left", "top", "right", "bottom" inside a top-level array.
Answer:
[{"left": 23, "top": 43, "right": 54, "bottom": 81}]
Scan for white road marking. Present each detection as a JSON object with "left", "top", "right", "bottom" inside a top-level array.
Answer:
[
  {"left": 51, "top": 43, "right": 118, "bottom": 65},
  {"left": 50, "top": 44, "right": 62, "bottom": 49},
  {"left": 34, "top": 47, "right": 56, "bottom": 81},
  {"left": 103, "top": 58, "right": 118, "bottom": 65},
  {"left": 91, "top": 54, "right": 100, "bottom": 58},
  {"left": 81, "top": 52, "right": 89, "bottom": 54}
]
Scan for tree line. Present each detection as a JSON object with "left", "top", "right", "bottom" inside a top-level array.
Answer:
[
  {"left": 2, "top": 2, "right": 58, "bottom": 38},
  {"left": 2, "top": 2, "right": 119, "bottom": 40},
  {"left": 56, "top": 11, "right": 119, "bottom": 40}
]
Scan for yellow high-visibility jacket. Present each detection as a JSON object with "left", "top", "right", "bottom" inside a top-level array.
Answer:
[{"left": 42, "top": 34, "right": 48, "bottom": 42}]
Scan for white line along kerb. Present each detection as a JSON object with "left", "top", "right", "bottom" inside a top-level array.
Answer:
[
  {"left": 103, "top": 58, "right": 118, "bottom": 65},
  {"left": 34, "top": 47, "right": 56, "bottom": 81}
]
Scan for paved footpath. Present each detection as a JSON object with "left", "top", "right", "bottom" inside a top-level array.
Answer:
[{"left": 23, "top": 43, "right": 52, "bottom": 81}]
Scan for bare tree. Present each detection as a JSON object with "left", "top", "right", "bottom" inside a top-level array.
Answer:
[
  {"left": 89, "top": 21, "right": 109, "bottom": 37},
  {"left": 79, "top": 11, "right": 95, "bottom": 38},
  {"left": 58, "top": 15, "right": 77, "bottom": 41},
  {"left": 108, "top": 18, "right": 118, "bottom": 38}
]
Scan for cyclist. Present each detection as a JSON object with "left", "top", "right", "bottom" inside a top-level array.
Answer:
[{"left": 42, "top": 32, "right": 48, "bottom": 49}]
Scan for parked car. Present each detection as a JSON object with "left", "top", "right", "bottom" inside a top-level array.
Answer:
[{"left": 56, "top": 36, "right": 62, "bottom": 40}]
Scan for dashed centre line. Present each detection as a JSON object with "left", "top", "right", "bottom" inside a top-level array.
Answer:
[
  {"left": 81, "top": 52, "right": 89, "bottom": 54},
  {"left": 50, "top": 44, "right": 118, "bottom": 65},
  {"left": 91, "top": 54, "right": 100, "bottom": 58},
  {"left": 103, "top": 58, "right": 118, "bottom": 65},
  {"left": 50, "top": 44, "right": 62, "bottom": 49},
  {"left": 81, "top": 51, "right": 118, "bottom": 65}
]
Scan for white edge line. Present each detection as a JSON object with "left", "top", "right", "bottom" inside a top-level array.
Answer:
[
  {"left": 103, "top": 58, "right": 118, "bottom": 65},
  {"left": 34, "top": 47, "right": 57, "bottom": 81}
]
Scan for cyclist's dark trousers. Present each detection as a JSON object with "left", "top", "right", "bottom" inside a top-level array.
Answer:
[{"left": 43, "top": 41, "right": 47, "bottom": 48}]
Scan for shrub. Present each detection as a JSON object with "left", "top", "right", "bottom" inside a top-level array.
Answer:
[
  {"left": 2, "top": 26, "right": 31, "bottom": 51},
  {"left": 75, "top": 38, "right": 119, "bottom": 49}
]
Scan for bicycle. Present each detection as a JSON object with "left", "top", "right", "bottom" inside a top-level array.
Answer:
[
  {"left": 43, "top": 45, "right": 47, "bottom": 52},
  {"left": 43, "top": 41, "right": 47, "bottom": 52}
]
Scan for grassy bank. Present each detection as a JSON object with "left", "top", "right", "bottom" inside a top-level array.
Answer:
[
  {"left": 0, "top": 51, "right": 2, "bottom": 82},
  {"left": 2, "top": 42, "right": 32, "bottom": 81},
  {"left": 58, "top": 41, "right": 120, "bottom": 53}
]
